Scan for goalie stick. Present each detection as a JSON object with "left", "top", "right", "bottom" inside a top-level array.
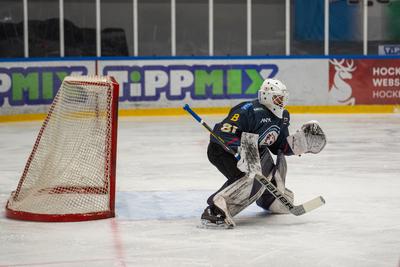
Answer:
[{"left": 183, "top": 104, "right": 325, "bottom": 216}]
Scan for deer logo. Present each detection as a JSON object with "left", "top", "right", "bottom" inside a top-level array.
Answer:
[{"left": 329, "top": 59, "right": 357, "bottom": 105}]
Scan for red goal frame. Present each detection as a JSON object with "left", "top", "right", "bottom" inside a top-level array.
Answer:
[{"left": 5, "top": 76, "right": 119, "bottom": 222}]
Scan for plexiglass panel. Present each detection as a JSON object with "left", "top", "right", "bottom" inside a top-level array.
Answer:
[
  {"left": 291, "top": 0, "right": 324, "bottom": 55},
  {"left": 367, "top": 0, "right": 400, "bottom": 55},
  {"left": 138, "top": 0, "right": 171, "bottom": 56},
  {"left": 0, "top": 0, "right": 24, "bottom": 58},
  {"left": 329, "top": 0, "right": 363, "bottom": 55},
  {"left": 252, "top": 0, "right": 285, "bottom": 56},
  {"left": 101, "top": 0, "right": 133, "bottom": 56},
  {"left": 214, "top": 0, "right": 246, "bottom": 56},
  {"left": 28, "top": 0, "right": 60, "bottom": 57},
  {"left": 176, "top": 0, "right": 208, "bottom": 56},
  {"left": 64, "top": 0, "right": 96, "bottom": 57}
]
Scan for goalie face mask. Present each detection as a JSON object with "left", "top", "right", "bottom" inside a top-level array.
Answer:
[{"left": 258, "top": 79, "right": 289, "bottom": 118}]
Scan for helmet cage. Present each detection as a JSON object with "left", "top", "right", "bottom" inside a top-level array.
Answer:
[
  {"left": 272, "top": 94, "right": 285, "bottom": 108},
  {"left": 258, "top": 79, "right": 288, "bottom": 118}
]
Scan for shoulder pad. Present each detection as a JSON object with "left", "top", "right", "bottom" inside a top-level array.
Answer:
[
  {"left": 252, "top": 100, "right": 266, "bottom": 112},
  {"left": 241, "top": 102, "right": 253, "bottom": 110}
]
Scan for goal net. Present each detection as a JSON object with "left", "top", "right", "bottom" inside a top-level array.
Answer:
[{"left": 5, "top": 76, "right": 119, "bottom": 222}]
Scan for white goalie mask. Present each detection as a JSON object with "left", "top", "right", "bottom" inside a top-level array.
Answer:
[{"left": 258, "top": 79, "right": 289, "bottom": 118}]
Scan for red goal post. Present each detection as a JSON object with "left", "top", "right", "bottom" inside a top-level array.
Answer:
[{"left": 5, "top": 75, "right": 119, "bottom": 222}]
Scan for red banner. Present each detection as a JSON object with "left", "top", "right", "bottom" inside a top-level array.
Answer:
[{"left": 329, "top": 58, "right": 400, "bottom": 105}]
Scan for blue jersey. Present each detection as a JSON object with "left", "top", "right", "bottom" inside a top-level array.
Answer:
[{"left": 211, "top": 100, "right": 293, "bottom": 155}]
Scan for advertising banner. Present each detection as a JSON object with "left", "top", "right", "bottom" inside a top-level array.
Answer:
[
  {"left": 0, "top": 57, "right": 398, "bottom": 117},
  {"left": 98, "top": 58, "right": 327, "bottom": 109},
  {"left": 329, "top": 58, "right": 400, "bottom": 105},
  {"left": 0, "top": 61, "right": 95, "bottom": 115}
]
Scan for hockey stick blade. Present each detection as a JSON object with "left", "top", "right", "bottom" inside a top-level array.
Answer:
[
  {"left": 253, "top": 173, "right": 325, "bottom": 216},
  {"left": 292, "top": 196, "right": 326, "bottom": 216}
]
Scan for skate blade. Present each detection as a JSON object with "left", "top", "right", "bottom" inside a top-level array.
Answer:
[{"left": 197, "top": 219, "right": 234, "bottom": 230}]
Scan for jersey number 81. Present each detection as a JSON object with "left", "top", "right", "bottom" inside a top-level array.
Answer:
[{"left": 221, "top": 123, "right": 238, "bottom": 134}]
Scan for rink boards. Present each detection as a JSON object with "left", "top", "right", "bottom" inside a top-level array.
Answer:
[{"left": 0, "top": 56, "right": 399, "bottom": 121}]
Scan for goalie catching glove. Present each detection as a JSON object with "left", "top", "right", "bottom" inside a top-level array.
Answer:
[{"left": 287, "top": 120, "right": 327, "bottom": 155}]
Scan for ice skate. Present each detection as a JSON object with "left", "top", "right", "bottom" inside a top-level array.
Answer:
[{"left": 199, "top": 206, "right": 233, "bottom": 229}]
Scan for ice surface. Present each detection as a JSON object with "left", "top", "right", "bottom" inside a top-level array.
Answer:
[{"left": 0, "top": 114, "right": 399, "bottom": 267}]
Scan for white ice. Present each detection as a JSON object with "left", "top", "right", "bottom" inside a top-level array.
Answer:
[{"left": 0, "top": 114, "right": 399, "bottom": 267}]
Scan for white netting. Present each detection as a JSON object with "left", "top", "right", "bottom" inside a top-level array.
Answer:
[{"left": 6, "top": 76, "right": 117, "bottom": 218}]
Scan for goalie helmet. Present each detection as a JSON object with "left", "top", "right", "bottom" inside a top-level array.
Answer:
[{"left": 258, "top": 78, "right": 289, "bottom": 118}]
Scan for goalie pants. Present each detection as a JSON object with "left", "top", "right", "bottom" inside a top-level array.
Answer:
[{"left": 206, "top": 142, "right": 277, "bottom": 210}]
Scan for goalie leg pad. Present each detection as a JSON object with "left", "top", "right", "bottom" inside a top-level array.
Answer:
[
  {"left": 211, "top": 132, "right": 266, "bottom": 224},
  {"left": 256, "top": 150, "right": 292, "bottom": 212},
  {"left": 273, "top": 151, "right": 287, "bottom": 191},
  {"left": 260, "top": 148, "right": 287, "bottom": 191},
  {"left": 213, "top": 133, "right": 294, "bottom": 223},
  {"left": 214, "top": 133, "right": 290, "bottom": 221},
  {"left": 267, "top": 188, "right": 294, "bottom": 214},
  {"left": 213, "top": 174, "right": 265, "bottom": 220},
  {"left": 212, "top": 136, "right": 280, "bottom": 221},
  {"left": 260, "top": 148, "right": 275, "bottom": 178}
]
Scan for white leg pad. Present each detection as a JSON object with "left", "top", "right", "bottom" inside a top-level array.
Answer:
[
  {"left": 213, "top": 174, "right": 266, "bottom": 220},
  {"left": 268, "top": 188, "right": 294, "bottom": 214}
]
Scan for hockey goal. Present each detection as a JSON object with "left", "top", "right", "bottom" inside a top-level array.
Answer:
[{"left": 5, "top": 76, "right": 119, "bottom": 222}]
